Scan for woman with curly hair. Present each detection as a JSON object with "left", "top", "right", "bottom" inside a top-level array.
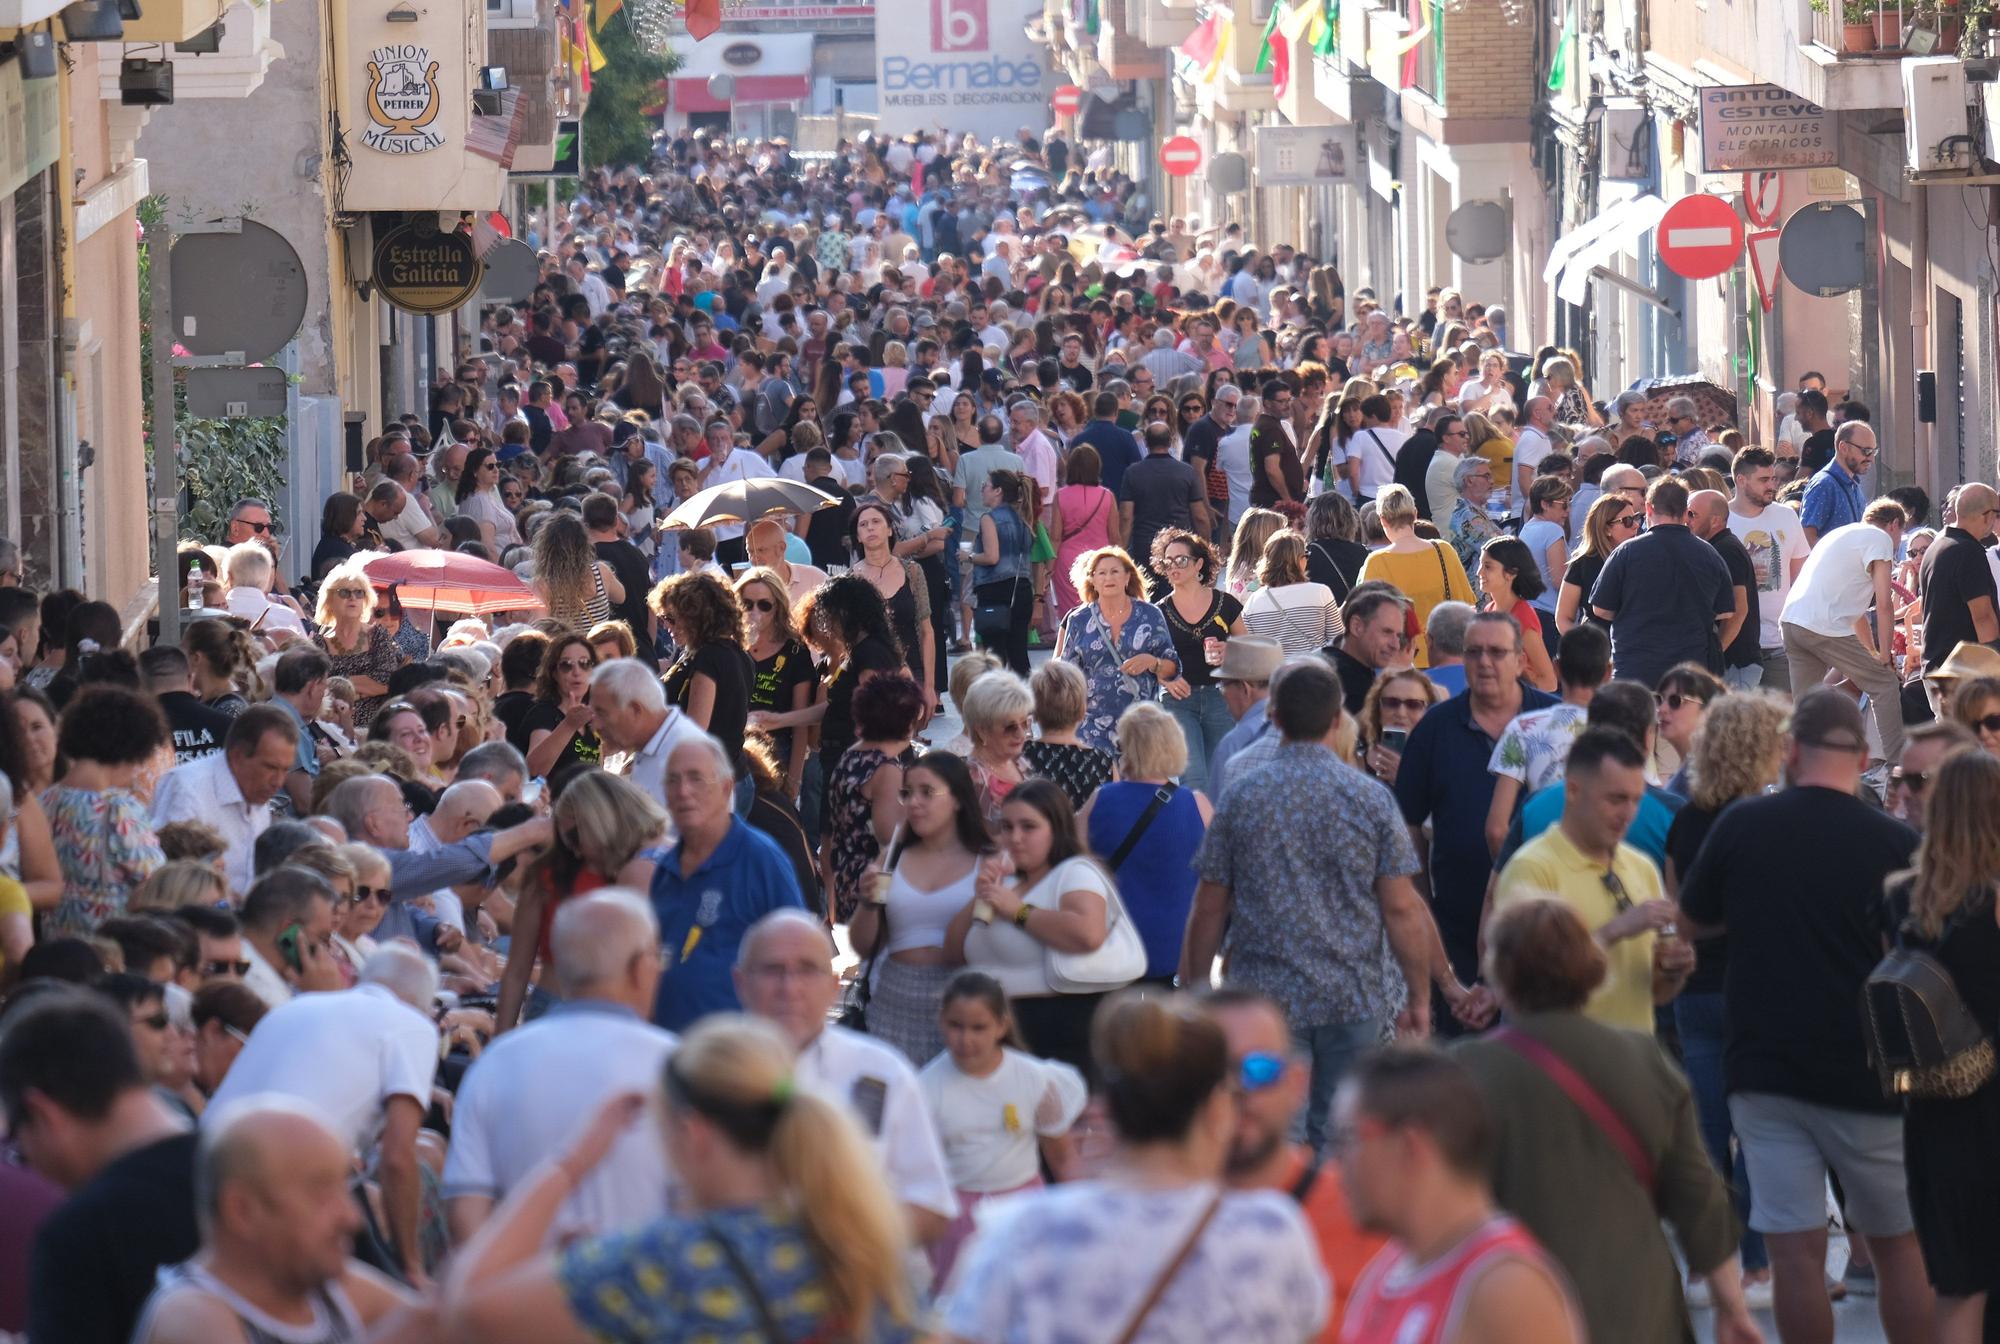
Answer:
[
  {"left": 42, "top": 686, "right": 168, "bottom": 934},
  {"left": 1148, "top": 527, "right": 1244, "bottom": 792},
  {"left": 652, "top": 571, "right": 756, "bottom": 764},
  {"left": 532, "top": 511, "right": 625, "bottom": 634},
  {"left": 809, "top": 575, "right": 906, "bottom": 814},
  {"left": 523, "top": 633, "right": 602, "bottom": 780},
  {"left": 312, "top": 561, "right": 402, "bottom": 728},
  {"left": 1663, "top": 690, "right": 1789, "bottom": 1305}
]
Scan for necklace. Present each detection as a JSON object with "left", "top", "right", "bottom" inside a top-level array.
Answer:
[
  {"left": 1164, "top": 588, "right": 1215, "bottom": 634},
  {"left": 862, "top": 554, "right": 897, "bottom": 582}
]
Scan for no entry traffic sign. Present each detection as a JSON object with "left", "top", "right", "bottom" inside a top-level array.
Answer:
[
  {"left": 1052, "top": 85, "right": 1084, "bottom": 118},
  {"left": 1656, "top": 193, "right": 1745, "bottom": 280},
  {"left": 1160, "top": 135, "right": 1203, "bottom": 177}
]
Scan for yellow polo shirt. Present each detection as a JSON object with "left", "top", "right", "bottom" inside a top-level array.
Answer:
[{"left": 1492, "top": 825, "right": 1660, "bottom": 1032}]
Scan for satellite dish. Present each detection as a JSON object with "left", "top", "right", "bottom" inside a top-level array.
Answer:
[{"left": 169, "top": 221, "right": 308, "bottom": 362}]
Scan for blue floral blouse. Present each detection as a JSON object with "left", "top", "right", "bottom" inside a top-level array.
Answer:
[{"left": 1058, "top": 601, "right": 1174, "bottom": 753}]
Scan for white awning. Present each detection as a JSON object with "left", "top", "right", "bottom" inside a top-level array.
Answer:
[{"left": 1546, "top": 193, "right": 1668, "bottom": 307}]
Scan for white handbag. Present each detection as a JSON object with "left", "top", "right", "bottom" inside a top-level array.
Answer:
[{"left": 1045, "top": 858, "right": 1148, "bottom": 994}]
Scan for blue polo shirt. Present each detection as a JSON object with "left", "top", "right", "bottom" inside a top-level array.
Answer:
[
  {"left": 650, "top": 819, "right": 806, "bottom": 1031},
  {"left": 1395, "top": 685, "right": 1558, "bottom": 980},
  {"left": 1800, "top": 459, "right": 1865, "bottom": 536},
  {"left": 1068, "top": 419, "right": 1143, "bottom": 495},
  {"left": 1498, "top": 779, "right": 1686, "bottom": 872}
]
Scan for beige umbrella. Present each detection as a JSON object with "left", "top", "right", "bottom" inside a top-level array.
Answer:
[{"left": 659, "top": 477, "right": 842, "bottom": 531}]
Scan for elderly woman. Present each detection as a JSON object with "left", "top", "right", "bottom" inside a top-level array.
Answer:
[
  {"left": 313, "top": 561, "right": 403, "bottom": 729},
  {"left": 1021, "top": 659, "right": 1114, "bottom": 810},
  {"left": 960, "top": 669, "right": 1033, "bottom": 822},
  {"left": 1457, "top": 898, "right": 1755, "bottom": 1344},
  {"left": 41, "top": 686, "right": 167, "bottom": 935},
  {"left": 221, "top": 542, "right": 305, "bottom": 636},
  {"left": 1055, "top": 546, "right": 1176, "bottom": 755},
  {"left": 1356, "top": 668, "right": 1447, "bottom": 788},
  {"left": 1357, "top": 485, "right": 1476, "bottom": 666},
  {"left": 1079, "top": 702, "right": 1209, "bottom": 988},
  {"left": 1240, "top": 530, "right": 1341, "bottom": 657}
]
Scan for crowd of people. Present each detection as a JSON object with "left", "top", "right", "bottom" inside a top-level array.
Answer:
[{"left": 0, "top": 118, "right": 1997, "bottom": 1344}]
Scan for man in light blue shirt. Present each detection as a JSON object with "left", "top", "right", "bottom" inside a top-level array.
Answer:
[
  {"left": 1799, "top": 420, "right": 1875, "bottom": 546},
  {"left": 1208, "top": 637, "right": 1281, "bottom": 795}
]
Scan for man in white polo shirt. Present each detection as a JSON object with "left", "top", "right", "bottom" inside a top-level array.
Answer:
[
  {"left": 735, "top": 910, "right": 956, "bottom": 1244},
  {"left": 590, "top": 658, "right": 705, "bottom": 812},
  {"left": 698, "top": 417, "right": 770, "bottom": 569},
  {"left": 444, "top": 890, "right": 677, "bottom": 1244},
  {"left": 205, "top": 944, "right": 439, "bottom": 1283}
]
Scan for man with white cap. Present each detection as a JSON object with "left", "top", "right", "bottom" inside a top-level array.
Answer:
[{"left": 1207, "top": 636, "right": 1284, "bottom": 795}]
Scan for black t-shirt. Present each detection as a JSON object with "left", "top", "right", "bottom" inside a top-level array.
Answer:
[
  {"left": 804, "top": 474, "right": 857, "bottom": 571},
  {"left": 156, "top": 691, "right": 232, "bottom": 768},
  {"left": 1663, "top": 801, "right": 1727, "bottom": 996},
  {"left": 1678, "top": 786, "right": 1916, "bottom": 1112},
  {"left": 1393, "top": 431, "right": 1440, "bottom": 518},
  {"left": 821, "top": 633, "right": 901, "bottom": 764},
  {"left": 1120, "top": 454, "right": 1205, "bottom": 570},
  {"left": 310, "top": 533, "right": 357, "bottom": 582},
  {"left": 1056, "top": 360, "right": 1094, "bottom": 394},
  {"left": 1709, "top": 526, "right": 1762, "bottom": 669},
  {"left": 751, "top": 638, "right": 818, "bottom": 764},
  {"left": 664, "top": 641, "right": 756, "bottom": 763},
  {"left": 29, "top": 1131, "right": 199, "bottom": 1344},
  {"left": 1159, "top": 589, "right": 1243, "bottom": 690},
  {"left": 1182, "top": 415, "right": 1223, "bottom": 476},
  {"left": 1919, "top": 525, "right": 1998, "bottom": 669},
  {"left": 494, "top": 688, "right": 536, "bottom": 752},
  {"left": 1329, "top": 644, "right": 1378, "bottom": 715},
  {"left": 1801, "top": 428, "right": 1836, "bottom": 476},
  {"left": 523, "top": 698, "right": 604, "bottom": 776},
  {"left": 1249, "top": 416, "right": 1304, "bottom": 508},
  {"left": 595, "top": 538, "right": 655, "bottom": 641},
  {"left": 1305, "top": 537, "right": 1368, "bottom": 604}
]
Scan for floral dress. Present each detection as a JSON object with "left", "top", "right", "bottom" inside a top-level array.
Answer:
[
  {"left": 40, "top": 786, "right": 164, "bottom": 936},
  {"left": 1058, "top": 600, "right": 1174, "bottom": 754},
  {"left": 316, "top": 621, "right": 404, "bottom": 728},
  {"left": 826, "top": 745, "right": 897, "bottom": 922}
]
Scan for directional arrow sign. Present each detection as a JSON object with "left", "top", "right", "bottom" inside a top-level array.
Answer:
[
  {"left": 1746, "top": 229, "right": 1782, "bottom": 313},
  {"left": 1656, "top": 193, "right": 1745, "bottom": 280},
  {"left": 1160, "top": 135, "right": 1203, "bottom": 177}
]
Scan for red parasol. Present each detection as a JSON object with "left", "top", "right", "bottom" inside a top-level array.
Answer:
[{"left": 362, "top": 549, "right": 544, "bottom": 617}]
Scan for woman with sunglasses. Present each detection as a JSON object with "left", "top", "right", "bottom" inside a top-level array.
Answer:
[
  {"left": 522, "top": 634, "right": 602, "bottom": 781},
  {"left": 1654, "top": 663, "right": 1725, "bottom": 793},
  {"left": 737, "top": 568, "right": 817, "bottom": 807},
  {"left": 1356, "top": 669, "right": 1447, "bottom": 788},
  {"left": 1554, "top": 494, "right": 1638, "bottom": 637},
  {"left": 1948, "top": 674, "right": 2000, "bottom": 757},
  {"left": 456, "top": 446, "right": 523, "bottom": 552},
  {"left": 330, "top": 842, "right": 393, "bottom": 970},
  {"left": 312, "top": 561, "right": 404, "bottom": 730},
  {"left": 1173, "top": 393, "right": 1208, "bottom": 448}
]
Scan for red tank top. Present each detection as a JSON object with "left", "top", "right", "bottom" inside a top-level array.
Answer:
[{"left": 1339, "top": 1215, "right": 1568, "bottom": 1344}]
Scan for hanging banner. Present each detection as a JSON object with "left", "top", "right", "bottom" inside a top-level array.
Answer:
[
  {"left": 1252, "top": 123, "right": 1356, "bottom": 186},
  {"left": 875, "top": 0, "right": 1054, "bottom": 144},
  {"left": 1697, "top": 84, "right": 1834, "bottom": 172}
]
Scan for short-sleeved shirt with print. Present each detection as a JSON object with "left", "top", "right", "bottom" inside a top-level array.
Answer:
[{"left": 1488, "top": 703, "right": 1589, "bottom": 797}]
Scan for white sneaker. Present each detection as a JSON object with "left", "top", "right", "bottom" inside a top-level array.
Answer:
[
  {"left": 1743, "top": 1278, "right": 1775, "bottom": 1311},
  {"left": 1685, "top": 1279, "right": 1712, "bottom": 1310}
]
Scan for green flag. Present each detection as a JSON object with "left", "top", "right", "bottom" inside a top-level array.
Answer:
[
  {"left": 1314, "top": 0, "right": 1337, "bottom": 56},
  {"left": 1547, "top": 5, "right": 1575, "bottom": 92},
  {"left": 1255, "top": 2, "right": 1282, "bottom": 73}
]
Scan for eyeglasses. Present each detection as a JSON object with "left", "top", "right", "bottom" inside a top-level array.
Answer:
[
  {"left": 1613, "top": 514, "right": 1641, "bottom": 528},
  {"left": 223, "top": 1024, "right": 251, "bottom": 1046},
  {"left": 349, "top": 885, "right": 390, "bottom": 905},
  {"left": 480, "top": 461, "right": 500, "bottom": 472},
  {"left": 1378, "top": 695, "right": 1429, "bottom": 713},
  {"left": 747, "top": 598, "right": 777, "bottom": 612},
  {"left": 329, "top": 587, "right": 369, "bottom": 600},
  {"left": 1601, "top": 868, "right": 1633, "bottom": 913},
  {"left": 1236, "top": 1052, "right": 1286, "bottom": 1093},
  {"left": 1158, "top": 554, "right": 1198, "bottom": 570},
  {"left": 1462, "top": 645, "right": 1515, "bottom": 661},
  {"left": 1974, "top": 714, "right": 2000, "bottom": 734},
  {"left": 1180, "top": 403, "right": 1205, "bottom": 414},
  {"left": 1658, "top": 692, "right": 1708, "bottom": 712},
  {"left": 237, "top": 518, "right": 273, "bottom": 535},
  {"left": 200, "top": 959, "right": 252, "bottom": 977},
  {"left": 1892, "top": 767, "right": 1931, "bottom": 791},
  {"left": 997, "top": 719, "right": 1031, "bottom": 735},
  {"left": 135, "top": 1012, "right": 170, "bottom": 1031}
]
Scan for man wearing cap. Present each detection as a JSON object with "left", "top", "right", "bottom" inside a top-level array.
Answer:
[
  {"left": 1778, "top": 497, "right": 1907, "bottom": 763},
  {"left": 1676, "top": 686, "right": 1931, "bottom": 1344},
  {"left": 1917, "top": 481, "right": 2000, "bottom": 697},
  {"left": 1208, "top": 637, "right": 1283, "bottom": 795}
]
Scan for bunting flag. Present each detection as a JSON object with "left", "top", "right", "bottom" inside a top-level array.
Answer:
[
  {"left": 1254, "top": 1, "right": 1282, "bottom": 73},
  {"left": 685, "top": 0, "right": 721, "bottom": 39},
  {"left": 1177, "top": 12, "right": 1221, "bottom": 67},
  {"left": 1399, "top": 0, "right": 1431, "bottom": 88},
  {"left": 1547, "top": 5, "right": 1575, "bottom": 92},
  {"left": 592, "top": 0, "right": 620, "bottom": 30},
  {"left": 1276, "top": 0, "right": 1318, "bottom": 95},
  {"left": 1312, "top": 0, "right": 1336, "bottom": 56},
  {"left": 1202, "top": 18, "right": 1233, "bottom": 83}
]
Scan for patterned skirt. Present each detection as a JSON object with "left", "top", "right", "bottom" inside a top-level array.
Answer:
[{"left": 865, "top": 958, "right": 954, "bottom": 1067}]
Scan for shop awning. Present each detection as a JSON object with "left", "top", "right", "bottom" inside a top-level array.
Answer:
[
  {"left": 1545, "top": 193, "right": 1667, "bottom": 307},
  {"left": 667, "top": 32, "right": 814, "bottom": 111}
]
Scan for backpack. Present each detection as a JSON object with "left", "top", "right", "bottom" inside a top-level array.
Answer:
[{"left": 1861, "top": 914, "right": 1997, "bottom": 1101}]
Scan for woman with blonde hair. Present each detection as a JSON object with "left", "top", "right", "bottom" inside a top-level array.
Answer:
[
  {"left": 1224, "top": 507, "right": 1285, "bottom": 598},
  {"left": 1240, "top": 530, "right": 1341, "bottom": 656},
  {"left": 1055, "top": 547, "right": 1175, "bottom": 754},
  {"left": 585, "top": 619, "right": 637, "bottom": 663},
  {"left": 312, "top": 567, "right": 402, "bottom": 729},
  {"left": 1357, "top": 484, "right": 1476, "bottom": 665},
  {"left": 737, "top": 566, "right": 818, "bottom": 805},
  {"left": 531, "top": 511, "right": 625, "bottom": 634},
  {"left": 442, "top": 1013, "right": 917, "bottom": 1342},
  {"left": 128, "top": 859, "right": 230, "bottom": 913},
  {"left": 1554, "top": 493, "right": 1640, "bottom": 634},
  {"left": 1878, "top": 750, "right": 2000, "bottom": 1341},
  {"left": 1658, "top": 689, "right": 1789, "bottom": 1307},
  {"left": 1022, "top": 659, "right": 1114, "bottom": 810}
]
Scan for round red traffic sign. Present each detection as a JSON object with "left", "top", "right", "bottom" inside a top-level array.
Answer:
[
  {"left": 1052, "top": 85, "right": 1084, "bottom": 118},
  {"left": 1160, "top": 135, "right": 1203, "bottom": 177},
  {"left": 1656, "top": 193, "right": 1745, "bottom": 280}
]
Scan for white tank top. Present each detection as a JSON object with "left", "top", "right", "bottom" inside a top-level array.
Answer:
[
  {"left": 135, "top": 1262, "right": 365, "bottom": 1344},
  {"left": 883, "top": 857, "right": 979, "bottom": 954}
]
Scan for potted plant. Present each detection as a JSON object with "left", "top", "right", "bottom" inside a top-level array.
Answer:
[
  {"left": 1813, "top": 0, "right": 1879, "bottom": 50},
  {"left": 1877, "top": 0, "right": 1907, "bottom": 48}
]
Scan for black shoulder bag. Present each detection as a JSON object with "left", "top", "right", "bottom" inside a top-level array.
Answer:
[
  {"left": 706, "top": 1219, "right": 789, "bottom": 1343},
  {"left": 1104, "top": 783, "right": 1179, "bottom": 870}
]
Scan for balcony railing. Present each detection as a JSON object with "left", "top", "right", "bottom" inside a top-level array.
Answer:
[{"left": 1809, "top": 0, "right": 1908, "bottom": 55}]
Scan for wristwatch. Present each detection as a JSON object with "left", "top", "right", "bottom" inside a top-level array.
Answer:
[{"left": 1013, "top": 904, "right": 1033, "bottom": 929}]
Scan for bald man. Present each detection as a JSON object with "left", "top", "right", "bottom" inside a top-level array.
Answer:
[
  {"left": 444, "top": 890, "right": 676, "bottom": 1244},
  {"left": 747, "top": 518, "right": 827, "bottom": 602},
  {"left": 734, "top": 910, "right": 955, "bottom": 1243},
  {"left": 1919, "top": 479, "right": 2000, "bottom": 683},
  {"left": 133, "top": 1100, "right": 425, "bottom": 1343},
  {"left": 1687, "top": 489, "right": 1760, "bottom": 688},
  {"left": 409, "top": 779, "right": 503, "bottom": 931}
]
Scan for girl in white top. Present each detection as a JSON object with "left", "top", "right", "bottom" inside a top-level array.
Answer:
[
  {"left": 948, "top": 779, "right": 1117, "bottom": 1082},
  {"left": 849, "top": 753, "right": 990, "bottom": 1068},
  {"left": 918, "top": 971, "right": 1088, "bottom": 1283},
  {"left": 1238, "top": 530, "right": 1342, "bottom": 655}
]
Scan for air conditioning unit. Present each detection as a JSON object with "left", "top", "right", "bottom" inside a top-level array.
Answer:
[{"left": 1905, "top": 56, "right": 1972, "bottom": 173}]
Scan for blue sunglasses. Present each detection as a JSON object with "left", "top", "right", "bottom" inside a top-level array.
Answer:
[{"left": 1237, "top": 1052, "right": 1286, "bottom": 1093}]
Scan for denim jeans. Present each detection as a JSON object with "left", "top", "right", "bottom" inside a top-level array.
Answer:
[
  {"left": 1162, "top": 683, "right": 1236, "bottom": 794},
  {"left": 1298, "top": 1017, "right": 1388, "bottom": 1155},
  {"left": 1675, "top": 990, "right": 1768, "bottom": 1273},
  {"left": 1724, "top": 664, "right": 1764, "bottom": 691}
]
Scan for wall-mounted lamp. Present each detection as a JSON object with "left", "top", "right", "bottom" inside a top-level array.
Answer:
[
  {"left": 385, "top": 3, "right": 419, "bottom": 20},
  {"left": 478, "top": 65, "right": 508, "bottom": 90},
  {"left": 12, "top": 31, "right": 58, "bottom": 79},
  {"left": 58, "top": 0, "right": 125, "bottom": 42}
]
